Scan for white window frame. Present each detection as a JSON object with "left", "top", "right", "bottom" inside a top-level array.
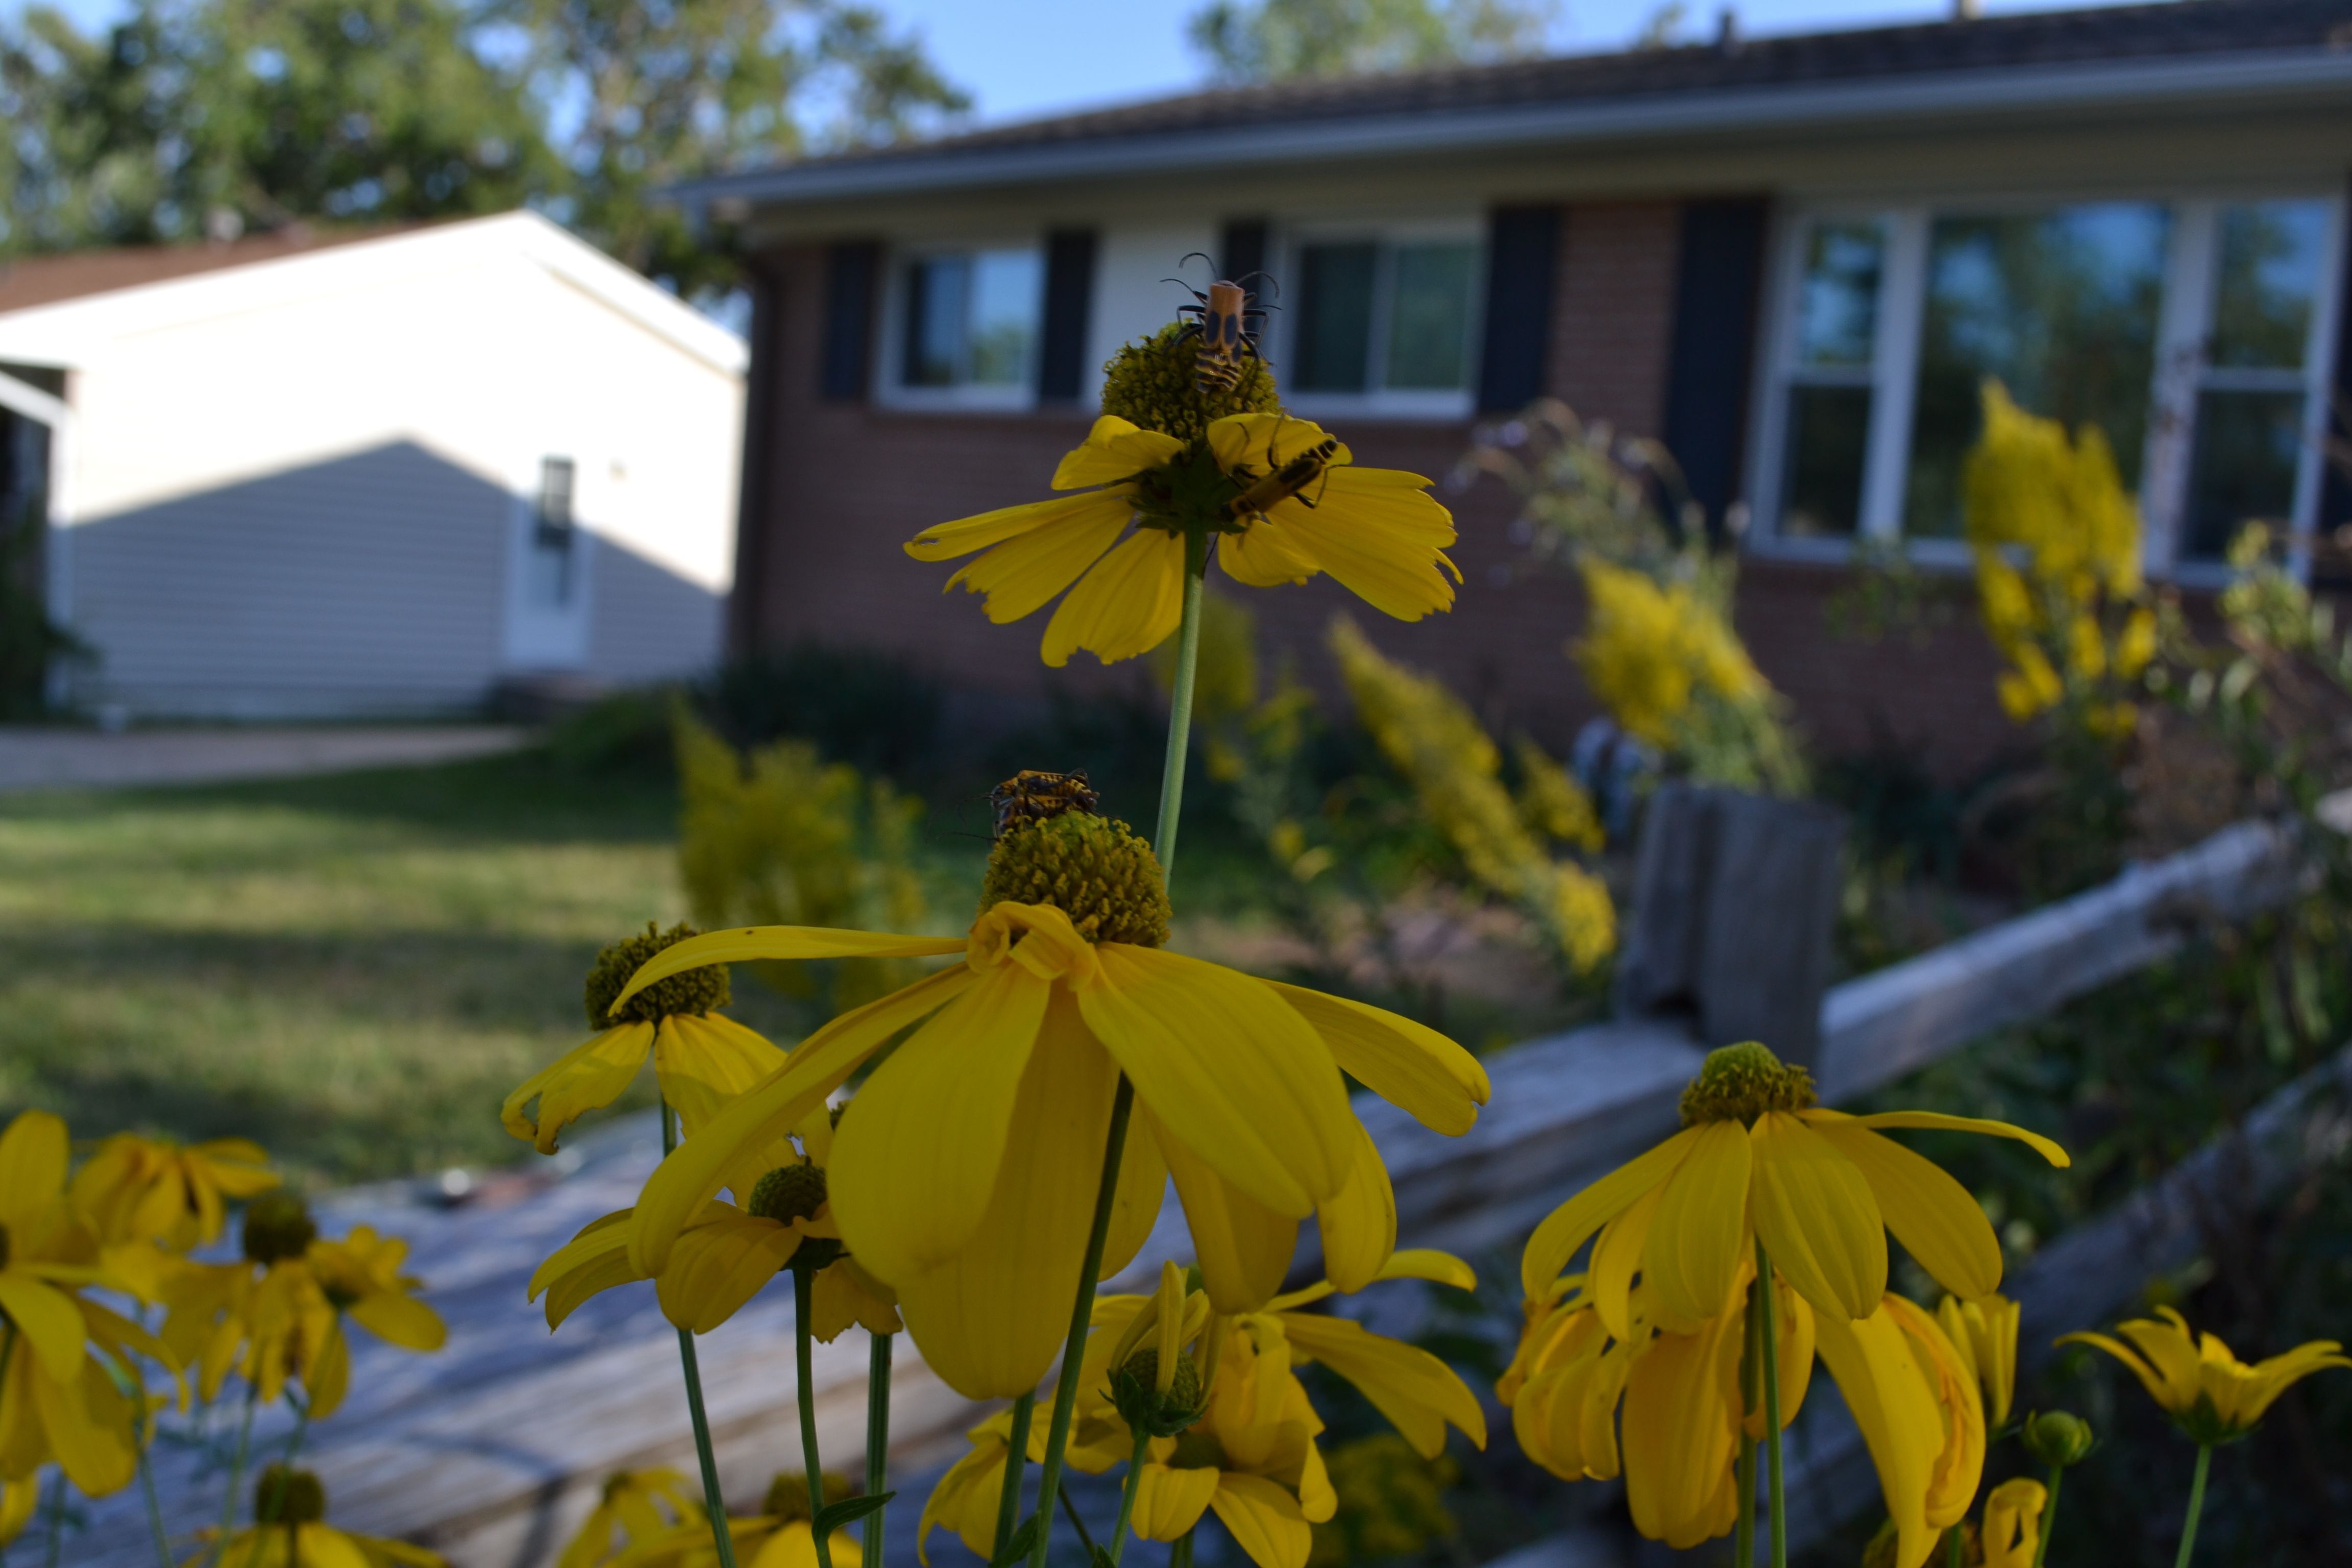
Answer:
[
  {"left": 1747, "top": 191, "right": 2345, "bottom": 582},
  {"left": 876, "top": 239, "right": 1046, "bottom": 413},
  {"left": 1275, "top": 218, "right": 1485, "bottom": 423}
]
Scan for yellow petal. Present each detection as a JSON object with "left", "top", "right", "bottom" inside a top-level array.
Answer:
[
  {"left": 1208, "top": 1473, "right": 1313, "bottom": 1568},
  {"left": 1131, "top": 1464, "right": 1220, "bottom": 1542},
  {"left": 657, "top": 1214, "right": 800, "bottom": 1335},
  {"left": 628, "top": 966, "right": 971, "bottom": 1275},
  {"left": 1521, "top": 1126, "right": 1702, "bottom": 1301},
  {"left": 1053, "top": 417, "right": 1186, "bottom": 488},
  {"left": 502, "top": 1024, "right": 654, "bottom": 1154},
  {"left": 1280, "top": 1311, "right": 1486, "bottom": 1456},
  {"left": 308, "top": 1320, "right": 351, "bottom": 1421},
  {"left": 1259, "top": 980, "right": 1488, "bottom": 1136},
  {"left": 1809, "top": 1119, "right": 2002, "bottom": 1302},
  {"left": 829, "top": 960, "right": 1050, "bottom": 1284},
  {"left": 1083, "top": 946, "right": 1355, "bottom": 1217},
  {"left": 531, "top": 1214, "right": 645, "bottom": 1330},
  {"left": 918, "top": 1437, "right": 1009, "bottom": 1565},
  {"left": 906, "top": 491, "right": 1113, "bottom": 561},
  {"left": 1315, "top": 1114, "right": 1396, "bottom": 1293},
  {"left": 651, "top": 1013, "right": 788, "bottom": 1136},
  {"left": 0, "top": 1111, "right": 69, "bottom": 1239},
  {"left": 1815, "top": 1304, "right": 1943, "bottom": 1568},
  {"left": 0, "top": 1274, "right": 85, "bottom": 1383},
  {"left": 1591, "top": 1181, "right": 1662, "bottom": 1341},
  {"left": 944, "top": 491, "right": 1135, "bottom": 622},
  {"left": 1834, "top": 1110, "right": 2070, "bottom": 1169},
  {"left": 1153, "top": 1108, "right": 1298, "bottom": 1313},
  {"left": 891, "top": 990, "right": 1123, "bottom": 1398},
  {"left": 1100, "top": 1096, "right": 1170, "bottom": 1282},
  {"left": 1207, "top": 413, "right": 1350, "bottom": 473},
  {"left": 610, "top": 927, "right": 966, "bottom": 1017},
  {"left": 347, "top": 1291, "right": 445, "bottom": 1353},
  {"left": 1039, "top": 527, "right": 1186, "bottom": 667},
  {"left": 1216, "top": 520, "right": 1321, "bottom": 588},
  {"left": 1262, "top": 468, "right": 1458, "bottom": 622},
  {"left": 1621, "top": 1304, "right": 1744, "bottom": 1550},
  {"left": 1750, "top": 1111, "right": 1887, "bottom": 1321},
  {"left": 1640, "top": 1119, "right": 1753, "bottom": 1328}
]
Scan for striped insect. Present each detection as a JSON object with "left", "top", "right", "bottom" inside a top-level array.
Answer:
[
  {"left": 1223, "top": 418, "right": 1339, "bottom": 525},
  {"left": 989, "top": 769, "right": 1099, "bottom": 839},
  {"left": 1168, "top": 257, "right": 1272, "bottom": 398}
]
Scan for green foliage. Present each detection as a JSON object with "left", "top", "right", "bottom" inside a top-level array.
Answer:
[
  {"left": 1188, "top": 0, "right": 1554, "bottom": 82},
  {"left": 673, "top": 706, "right": 927, "bottom": 1015},
  {"left": 704, "top": 643, "right": 944, "bottom": 781}
]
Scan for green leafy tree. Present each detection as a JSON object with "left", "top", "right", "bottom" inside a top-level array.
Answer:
[{"left": 1187, "top": 0, "right": 1555, "bottom": 82}]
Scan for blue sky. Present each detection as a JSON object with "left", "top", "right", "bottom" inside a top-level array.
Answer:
[{"left": 11, "top": 0, "right": 2139, "bottom": 125}]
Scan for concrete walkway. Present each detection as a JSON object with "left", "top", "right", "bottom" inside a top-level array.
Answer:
[{"left": 0, "top": 724, "right": 528, "bottom": 793}]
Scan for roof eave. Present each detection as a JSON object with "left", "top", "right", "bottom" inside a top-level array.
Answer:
[{"left": 672, "top": 47, "right": 2352, "bottom": 217}]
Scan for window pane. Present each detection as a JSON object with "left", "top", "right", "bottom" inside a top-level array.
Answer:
[
  {"left": 1781, "top": 385, "right": 1873, "bottom": 537},
  {"left": 903, "top": 256, "right": 968, "bottom": 387},
  {"left": 1905, "top": 204, "right": 2169, "bottom": 537},
  {"left": 2182, "top": 388, "right": 2306, "bottom": 561},
  {"left": 2212, "top": 201, "right": 2329, "bottom": 370},
  {"left": 968, "top": 249, "right": 1041, "bottom": 386},
  {"left": 1294, "top": 242, "right": 1377, "bottom": 393},
  {"left": 1385, "top": 242, "right": 1477, "bottom": 389},
  {"left": 1795, "top": 222, "right": 1883, "bottom": 368}
]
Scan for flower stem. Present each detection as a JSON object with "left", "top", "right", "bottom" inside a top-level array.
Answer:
[
  {"left": 865, "top": 1330, "right": 893, "bottom": 1568},
  {"left": 2173, "top": 1443, "right": 2213, "bottom": 1568},
  {"left": 662, "top": 1102, "right": 741, "bottom": 1568},
  {"left": 1025, "top": 1078, "right": 1136, "bottom": 1568},
  {"left": 1058, "top": 1483, "right": 1104, "bottom": 1559},
  {"left": 1171, "top": 1528, "right": 1195, "bottom": 1568},
  {"left": 1108, "top": 1425, "right": 1153, "bottom": 1566},
  {"left": 1754, "top": 1241, "right": 1786, "bottom": 1568},
  {"left": 1946, "top": 1525, "right": 1964, "bottom": 1567},
  {"left": 133, "top": 1352, "right": 173, "bottom": 1568},
  {"left": 40, "top": 1467, "right": 65, "bottom": 1568},
  {"left": 206, "top": 1379, "right": 259, "bottom": 1568},
  {"left": 993, "top": 1391, "right": 1035, "bottom": 1557},
  {"left": 1153, "top": 535, "right": 1209, "bottom": 876},
  {"left": 2030, "top": 1464, "right": 2062, "bottom": 1568},
  {"left": 793, "top": 1266, "right": 835, "bottom": 1568},
  {"left": 1736, "top": 1267, "right": 1761, "bottom": 1567}
]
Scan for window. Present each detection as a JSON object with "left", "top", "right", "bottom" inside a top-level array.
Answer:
[
  {"left": 528, "top": 457, "right": 575, "bottom": 609},
  {"left": 1286, "top": 232, "right": 1481, "bottom": 409},
  {"left": 897, "top": 248, "right": 1042, "bottom": 396},
  {"left": 1756, "top": 196, "right": 2340, "bottom": 574}
]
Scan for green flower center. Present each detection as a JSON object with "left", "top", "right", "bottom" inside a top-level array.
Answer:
[
  {"left": 981, "top": 810, "right": 1171, "bottom": 947},
  {"left": 764, "top": 1472, "right": 859, "bottom": 1524},
  {"left": 1099, "top": 322, "right": 1281, "bottom": 446},
  {"left": 253, "top": 1465, "right": 326, "bottom": 1525},
  {"left": 1110, "top": 1346, "right": 1206, "bottom": 1435},
  {"left": 749, "top": 1163, "right": 828, "bottom": 1226},
  {"left": 584, "top": 921, "right": 729, "bottom": 1028},
  {"left": 241, "top": 1192, "right": 317, "bottom": 1265},
  {"left": 1677, "top": 1042, "right": 1817, "bottom": 1127}
]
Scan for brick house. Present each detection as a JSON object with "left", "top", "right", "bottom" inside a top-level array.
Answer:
[{"left": 680, "top": 0, "right": 2352, "bottom": 778}]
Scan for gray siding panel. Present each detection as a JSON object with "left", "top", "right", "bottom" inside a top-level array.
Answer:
[{"left": 586, "top": 536, "right": 723, "bottom": 687}]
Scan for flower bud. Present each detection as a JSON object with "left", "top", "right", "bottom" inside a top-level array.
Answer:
[
  {"left": 2021, "top": 1409, "right": 2095, "bottom": 1468},
  {"left": 1110, "top": 1348, "right": 1206, "bottom": 1438}
]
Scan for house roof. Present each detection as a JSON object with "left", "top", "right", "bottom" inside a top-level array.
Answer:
[
  {"left": 675, "top": 0, "right": 2352, "bottom": 211},
  {"left": 0, "top": 224, "right": 410, "bottom": 317}
]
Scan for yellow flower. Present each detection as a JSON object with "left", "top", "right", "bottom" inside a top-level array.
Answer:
[
  {"left": 69, "top": 1133, "right": 278, "bottom": 1252},
  {"left": 620, "top": 803, "right": 1487, "bottom": 1400},
  {"left": 609, "top": 1474, "right": 864, "bottom": 1568},
  {"left": 1979, "top": 1477, "right": 2047, "bottom": 1568},
  {"left": 0, "top": 1474, "right": 33, "bottom": 1546},
  {"left": 2057, "top": 1307, "right": 2351, "bottom": 1444},
  {"left": 182, "top": 1464, "right": 444, "bottom": 1565},
  {"left": 531, "top": 1108, "right": 901, "bottom": 1344},
  {"left": 1520, "top": 1043, "right": 2067, "bottom": 1333},
  {"left": 557, "top": 1469, "right": 704, "bottom": 1568},
  {"left": 1573, "top": 561, "right": 1765, "bottom": 748},
  {"left": 905, "top": 412, "right": 1458, "bottom": 668},
  {"left": 1938, "top": 1291, "right": 2019, "bottom": 1427},
  {"left": 504, "top": 924, "right": 789, "bottom": 1185}
]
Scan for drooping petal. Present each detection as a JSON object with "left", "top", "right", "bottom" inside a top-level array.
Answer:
[
  {"left": 830, "top": 960, "right": 1050, "bottom": 1285},
  {"left": 531, "top": 1212, "right": 644, "bottom": 1330},
  {"left": 1207, "top": 413, "right": 1353, "bottom": 474},
  {"left": 308, "top": 1321, "right": 351, "bottom": 1422},
  {"left": 1153, "top": 1109, "right": 1297, "bottom": 1313},
  {"left": 1884, "top": 1294, "right": 1984, "bottom": 1532},
  {"left": 1083, "top": 946, "right": 1355, "bottom": 1218},
  {"left": 347, "top": 1290, "right": 446, "bottom": 1353},
  {"left": 906, "top": 491, "right": 1115, "bottom": 561},
  {"left": 1831, "top": 1110, "right": 2070, "bottom": 1169},
  {"left": 1208, "top": 1473, "right": 1314, "bottom": 1568},
  {"left": 1260, "top": 981, "right": 1489, "bottom": 1136},
  {"left": 1815, "top": 1304, "right": 1944, "bottom": 1568},
  {"left": 1315, "top": 1113, "right": 1397, "bottom": 1293},
  {"left": 1217, "top": 521, "right": 1321, "bottom": 588},
  {"left": 657, "top": 1214, "right": 802, "bottom": 1335},
  {"left": 1521, "top": 1127, "right": 1702, "bottom": 1301},
  {"left": 944, "top": 492, "right": 1136, "bottom": 622},
  {"left": 1750, "top": 1111, "right": 1887, "bottom": 1321},
  {"left": 891, "top": 990, "right": 1123, "bottom": 1398},
  {"left": 1810, "top": 1119, "right": 2002, "bottom": 1302},
  {"left": 1262, "top": 468, "right": 1459, "bottom": 622},
  {"left": 1280, "top": 1312, "right": 1487, "bottom": 1457},
  {"left": 1130, "top": 1464, "right": 1221, "bottom": 1542},
  {"left": 808, "top": 1258, "right": 903, "bottom": 1344},
  {"left": 501, "top": 1024, "right": 655, "bottom": 1154},
  {"left": 1620, "top": 1303, "right": 1744, "bottom": 1550},
  {"left": 0, "top": 1273, "right": 85, "bottom": 1386},
  {"left": 1052, "top": 418, "right": 1187, "bottom": 488},
  {"left": 917, "top": 1435, "right": 1009, "bottom": 1565},
  {"left": 1590, "top": 1182, "right": 1662, "bottom": 1341},
  {"left": 628, "top": 966, "right": 972, "bottom": 1275},
  {"left": 610, "top": 927, "right": 967, "bottom": 1016},
  {"left": 1641, "top": 1120, "right": 1753, "bottom": 1329},
  {"left": 1039, "top": 527, "right": 1187, "bottom": 667},
  {"left": 651, "top": 1013, "right": 788, "bottom": 1137},
  {"left": 1100, "top": 1098, "right": 1171, "bottom": 1283}
]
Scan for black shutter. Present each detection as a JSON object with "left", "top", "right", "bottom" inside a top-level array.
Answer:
[
  {"left": 1661, "top": 199, "right": 1771, "bottom": 537},
  {"left": 1220, "top": 218, "right": 1269, "bottom": 287},
  {"left": 819, "top": 241, "right": 880, "bottom": 401},
  {"left": 1477, "top": 204, "right": 1559, "bottom": 414},
  {"left": 2316, "top": 171, "right": 2352, "bottom": 587},
  {"left": 1037, "top": 228, "right": 1099, "bottom": 404}
]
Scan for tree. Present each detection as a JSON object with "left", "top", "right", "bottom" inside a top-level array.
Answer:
[
  {"left": 1187, "top": 0, "right": 1556, "bottom": 83},
  {"left": 0, "top": 0, "right": 557, "bottom": 256},
  {"left": 487, "top": 0, "right": 969, "bottom": 295}
]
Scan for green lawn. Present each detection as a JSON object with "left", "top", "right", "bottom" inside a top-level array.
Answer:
[{"left": 0, "top": 751, "right": 860, "bottom": 1187}]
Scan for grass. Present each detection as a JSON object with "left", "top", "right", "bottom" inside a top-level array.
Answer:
[{"left": 0, "top": 750, "right": 805, "bottom": 1187}]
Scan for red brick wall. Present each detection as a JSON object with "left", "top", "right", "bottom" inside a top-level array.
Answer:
[{"left": 735, "top": 221, "right": 2020, "bottom": 781}]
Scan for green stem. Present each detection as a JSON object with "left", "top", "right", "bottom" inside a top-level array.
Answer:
[
  {"left": 2173, "top": 1444, "right": 2213, "bottom": 1568},
  {"left": 1755, "top": 1241, "right": 1786, "bottom": 1568},
  {"left": 1171, "top": 1529, "right": 1195, "bottom": 1568},
  {"left": 865, "top": 1330, "right": 893, "bottom": 1568},
  {"left": 1736, "top": 1267, "right": 1761, "bottom": 1567},
  {"left": 793, "top": 1267, "right": 835, "bottom": 1568},
  {"left": 205, "top": 1379, "right": 259, "bottom": 1568},
  {"left": 1107, "top": 1425, "right": 1153, "bottom": 1566},
  {"left": 993, "top": 1392, "right": 1036, "bottom": 1557},
  {"left": 1025, "top": 1079, "right": 1135, "bottom": 1568},
  {"left": 39, "top": 1467, "right": 64, "bottom": 1568},
  {"left": 139, "top": 1439, "right": 173, "bottom": 1568},
  {"left": 1152, "top": 536, "right": 1208, "bottom": 876},
  {"left": 1946, "top": 1525, "right": 1964, "bottom": 1567},
  {"left": 663, "top": 1102, "right": 741, "bottom": 1568},
  {"left": 2030, "top": 1464, "right": 2062, "bottom": 1568},
  {"left": 1058, "top": 1483, "right": 1104, "bottom": 1560}
]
